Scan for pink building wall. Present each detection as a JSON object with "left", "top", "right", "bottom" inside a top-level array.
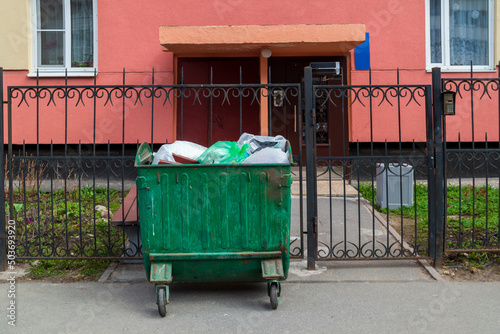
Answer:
[{"left": 2, "top": 0, "right": 498, "bottom": 144}]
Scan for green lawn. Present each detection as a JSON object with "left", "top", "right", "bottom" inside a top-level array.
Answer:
[{"left": 358, "top": 182, "right": 500, "bottom": 259}]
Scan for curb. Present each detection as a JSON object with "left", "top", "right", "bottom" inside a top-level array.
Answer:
[
  {"left": 98, "top": 262, "right": 118, "bottom": 282},
  {"left": 418, "top": 259, "right": 445, "bottom": 282}
]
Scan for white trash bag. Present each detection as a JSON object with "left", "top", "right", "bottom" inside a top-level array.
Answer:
[
  {"left": 237, "top": 133, "right": 287, "bottom": 154},
  {"left": 152, "top": 141, "right": 207, "bottom": 165},
  {"left": 241, "top": 147, "right": 289, "bottom": 164}
]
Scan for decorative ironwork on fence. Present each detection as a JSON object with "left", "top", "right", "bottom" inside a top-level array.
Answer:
[
  {"left": 310, "top": 83, "right": 434, "bottom": 260},
  {"left": 2, "top": 65, "right": 500, "bottom": 270},
  {"left": 440, "top": 68, "right": 500, "bottom": 253},
  {"left": 1, "top": 69, "right": 304, "bottom": 260}
]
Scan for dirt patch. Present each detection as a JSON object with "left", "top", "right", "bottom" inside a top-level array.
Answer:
[
  {"left": 440, "top": 263, "right": 500, "bottom": 282},
  {"left": 440, "top": 252, "right": 500, "bottom": 282},
  {"left": 16, "top": 259, "right": 111, "bottom": 283}
]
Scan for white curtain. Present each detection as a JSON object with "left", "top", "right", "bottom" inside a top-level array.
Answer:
[
  {"left": 449, "top": 0, "right": 489, "bottom": 66},
  {"left": 430, "top": 0, "right": 442, "bottom": 63},
  {"left": 71, "top": 0, "right": 93, "bottom": 67},
  {"left": 39, "top": 0, "right": 65, "bottom": 66}
]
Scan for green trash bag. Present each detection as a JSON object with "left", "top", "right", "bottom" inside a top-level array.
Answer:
[{"left": 198, "top": 141, "right": 250, "bottom": 164}]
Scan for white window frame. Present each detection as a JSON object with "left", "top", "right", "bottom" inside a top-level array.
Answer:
[
  {"left": 29, "top": 0, "right": 98, "bottom": 77},
  {"left": 425, "top": 0, "right": 495, "bottom": 72}
]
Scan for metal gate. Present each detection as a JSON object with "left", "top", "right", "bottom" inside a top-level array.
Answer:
[{"left": 303, "top": 66, "right": 436, "bottom": 269}]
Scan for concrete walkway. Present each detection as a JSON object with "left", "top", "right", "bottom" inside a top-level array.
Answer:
[{"left": 1, "top": 260, "right": 500, "bottom": 333}]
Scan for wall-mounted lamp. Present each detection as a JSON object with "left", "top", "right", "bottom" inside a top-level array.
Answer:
[{"left": 261, "top": 48, "right": 272, "bottom": 58}]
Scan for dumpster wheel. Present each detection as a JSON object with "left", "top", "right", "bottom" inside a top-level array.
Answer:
[
  {"left": 269, "top": 282, "right": 279, "bottom": 310},
  {"left": 156, "top": 286, "right": 167, "bottom": 317}
]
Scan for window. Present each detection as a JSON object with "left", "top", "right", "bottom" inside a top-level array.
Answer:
[
  {"left": 30, "top": 0, "right": 97, "bottom": 76},
  {"left": 426, "top": 0, "right": 494, "bottom": 71}
]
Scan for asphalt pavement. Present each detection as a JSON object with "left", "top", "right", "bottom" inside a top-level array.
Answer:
[{"left": 1, "top": 259, "right": 500, "bottom": 334}]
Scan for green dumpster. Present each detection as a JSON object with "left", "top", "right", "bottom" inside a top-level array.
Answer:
[{"left": 134, "top": 142, "right": 292, "bottom": 316}]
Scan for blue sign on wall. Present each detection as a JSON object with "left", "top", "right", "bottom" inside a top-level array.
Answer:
[{"left": 355, "top": 33, "right": 370, "bottom": 70}]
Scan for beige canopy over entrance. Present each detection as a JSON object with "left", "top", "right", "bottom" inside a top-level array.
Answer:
[
  {"left": 159, "top": 24, "right": 365, "bottom": 57},
  {"left": 159, "top": 24, "right": 365, "bottom": 136}
]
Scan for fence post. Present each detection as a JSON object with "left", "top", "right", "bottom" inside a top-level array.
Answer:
[
  {"left": 0, "top": 67, "right": 6, "bottom": 271},
  {"left": 425, "top": 85, "right": 436, "bottom": 262},
  {"left": 431, "top": 67, "right": 444, "bottom": 268},
  {"left": 304, "top": 66, "right": 317, "bottom": 270}
]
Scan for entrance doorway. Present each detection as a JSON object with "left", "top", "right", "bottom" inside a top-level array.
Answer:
[
  {"left": 269, "top": 57, "right": 349, "bottom": 158},
  {"left": 177, "top": 58, "right": 260, "bottom": 146}
]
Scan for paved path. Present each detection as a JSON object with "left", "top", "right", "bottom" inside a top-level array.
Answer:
[{"left": 289, "top": 196, "right": 418, "bottom": 260}]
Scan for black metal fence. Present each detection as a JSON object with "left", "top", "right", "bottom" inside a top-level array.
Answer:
[
  {"left": 2, "top": 65, "right": 500, "bottom": 270},
  {"left": 0, "top": 69, "right": 305, "bottom": 265},
  {"left": 439, "top": 68, "right": 500, "bottom": 254}
]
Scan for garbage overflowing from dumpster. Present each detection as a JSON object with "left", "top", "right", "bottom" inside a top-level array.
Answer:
[
  {"left": 152, "top": 140, "right": 206, "bottom": 165},
  {"left": 135, "top": 133, "right": 292, "bottom": 316},
  {"left": 151, "top": 133, "right": 290, "bottom": 166}
]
